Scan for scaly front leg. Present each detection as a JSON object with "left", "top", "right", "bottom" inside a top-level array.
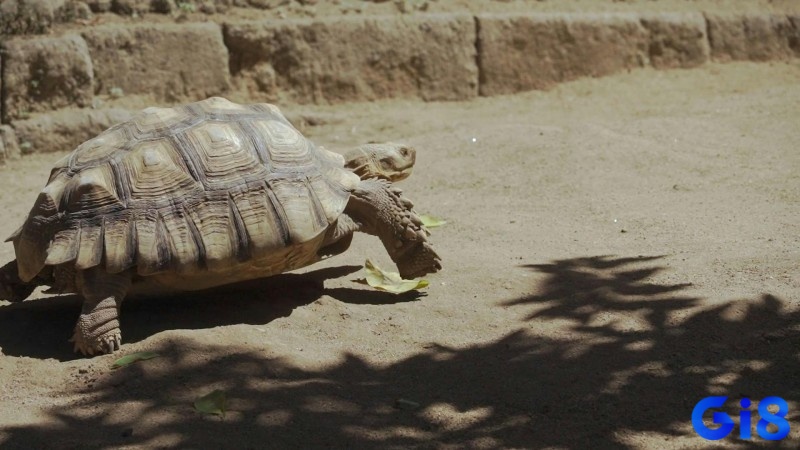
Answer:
[{"left": 346, "top": 179, "right": 441, "bottom": 279}]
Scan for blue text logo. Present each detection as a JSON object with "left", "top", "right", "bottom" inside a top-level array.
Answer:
[{"left": 692, "top": 396, "right": 790, "bottom": 440}]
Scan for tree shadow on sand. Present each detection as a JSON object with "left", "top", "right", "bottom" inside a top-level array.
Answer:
[
  {"left": 1, "top": 255, "right": 798, "bottom": 448},
  {"left": 0, "top": 265, "right": 422, "bottom": 361}
]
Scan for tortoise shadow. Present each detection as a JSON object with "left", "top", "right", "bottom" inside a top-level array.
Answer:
[{"left": 0, "top": 265, "right": 421, "bottom": 361}]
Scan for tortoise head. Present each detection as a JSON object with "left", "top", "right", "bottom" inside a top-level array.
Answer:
[{"left": 343, "top": 142, "right": 416, "bottom": 182}]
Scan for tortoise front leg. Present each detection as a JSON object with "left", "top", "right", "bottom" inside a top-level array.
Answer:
[
  {"left": 346, "top": 179, "right": 441, "bottom": 279},
  {"left": 71, "top": 267, "right": 132, "bottom": 355}
]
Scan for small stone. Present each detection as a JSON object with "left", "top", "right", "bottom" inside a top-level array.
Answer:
[
  {"left": 199, "top": 1, "right": 216, "bottom": 13},
  {"left": 394, "top": 398, "right": 420, "bottom": 410},
  {"left": 109, "top": 87, "right": 124, "bottom": 99},
  {"left": 150, "top": 0, "right": 176, "bottom": 13}
]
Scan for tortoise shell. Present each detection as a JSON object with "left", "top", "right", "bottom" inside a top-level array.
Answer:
[{"left": 10, "top": 97, "right": 360, "bottom": 282}]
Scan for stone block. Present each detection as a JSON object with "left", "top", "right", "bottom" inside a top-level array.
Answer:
[
  {"left": 224, "top": 13, "right": 477, "bottom": 103},
  {"left": 0, "top": 125, "right": 21, "bottom": 161},
  {"left": 640, "top": 13, "right": 709, "bottom": 69},
  {"left": 477, "top": 13, "right": 649, "bottom": 96},
  {"left": 706, "top": 13, "right": 800, "bottom": 62},
  {"left": 1, "top": 34, "right": 93, "bottom": 121},
  {"left": 0, "top": 0, "right": 58, "bottom": 35},
  {"left": 81, "top": 23, "right": 230, "bottom": 101},
  {"left": 12, "top": 108, "right": 133, "bottom": 155}
]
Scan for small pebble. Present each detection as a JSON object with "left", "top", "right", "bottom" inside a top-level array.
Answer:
[{"left": 394, "top": 398, "right": 420, "bottom": 410}]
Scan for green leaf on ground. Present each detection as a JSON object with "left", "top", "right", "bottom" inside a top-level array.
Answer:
[
  {"left": 419, "top": 214, "right": 447, "bottom": 228},
  {"left": 361, "top": 259, "right": 429, "bottom": 294},
  {"left": 194, "top": 389, "right": 227, "bottom": 417},
  {"left": 112, "top": 351, "right": 160, "bottom": 368}
]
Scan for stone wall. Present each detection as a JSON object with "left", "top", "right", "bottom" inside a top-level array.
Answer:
[{"left": 0, "top": 11, "right": 798, "bottom": 160}]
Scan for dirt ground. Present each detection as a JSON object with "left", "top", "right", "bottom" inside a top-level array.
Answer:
[{"left": 0, "top": 61, "right": 799, "bottom": 448}]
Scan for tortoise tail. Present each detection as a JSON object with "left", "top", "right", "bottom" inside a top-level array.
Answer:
[{"left": 0, "top": 260, "right": 36, "bottom": 302}]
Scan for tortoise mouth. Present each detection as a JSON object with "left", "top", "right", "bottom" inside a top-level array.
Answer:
[{"left": 385, "top": 167, "right": 413, "bottom": 183}]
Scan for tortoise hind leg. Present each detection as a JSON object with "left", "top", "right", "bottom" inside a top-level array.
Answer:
[
  {"left": 72, "top": 267, "right": 132, "bottom": 355},
  {"left": 0, "top": 260, "right": 37, "bottom": 302},
  {"left": 345, "top": 179, "right": 441, "bottom": 279}
]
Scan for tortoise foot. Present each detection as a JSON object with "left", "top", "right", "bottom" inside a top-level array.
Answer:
[{"left": 70, "top": 327, "right": 122, "bottom": 355}]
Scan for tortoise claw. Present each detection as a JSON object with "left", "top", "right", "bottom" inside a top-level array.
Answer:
[
  {"left": 70, "top": 327, "right": 122, "bottom": 355},
  {"left": 102, "top": 334, "right": 122, "bottom": 354}
]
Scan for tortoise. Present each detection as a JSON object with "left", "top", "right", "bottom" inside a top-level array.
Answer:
[{"left": 0, "top": 97, "right": 441, "bottom": 355}]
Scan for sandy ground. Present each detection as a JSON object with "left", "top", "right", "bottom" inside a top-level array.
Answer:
[{"left": 0, "top": 62, "right": 799, "bottom": 448}]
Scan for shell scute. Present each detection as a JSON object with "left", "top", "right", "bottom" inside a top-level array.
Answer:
[
  {"left": 185, "top": 196, "right": 236, "bottom": 270},
  {"left": 185, "top": 121, "right": 269, "bottom": 188},
  {"left": 255, "top": 120, "right": 315, "bottom": 170},
  {"left": 229, "top": 183, "right": 288, "bottom": 257},
  {"left": 159, "top": 208, "right": 201, "bottom": 273},
  {"left": 123, "top": 139, "right": 204, "bottom": 208},
  {"left": 194, "top": 97, "right": 254, "bottom": 117},
  {"left": 71, "top": 127, "right": 129, "bottom": 168},
  {"left": 75, "top": 222, "right": 104, "bottom": 270},
  {"left": 135, "top": 211, "right": 172, "bottom": 276},
  {"left": 45, "top": 226, "right": 81, "bottom": 266},
  {"left": 103, "top": 214, "right": 135, "bottom": 274},
  {"left": 131, "top": 105, "right": 200, "bottom": 138},
  {"left": 65, "top": 165, "right": 122, "bottom": 213},
  {"left": 267, "top": 176, "right": 328, "bottom": 244}
]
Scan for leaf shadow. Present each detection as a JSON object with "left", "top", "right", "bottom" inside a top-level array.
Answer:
[{"left": 0, "top": 255, "right": 798, "bottom": 448}]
